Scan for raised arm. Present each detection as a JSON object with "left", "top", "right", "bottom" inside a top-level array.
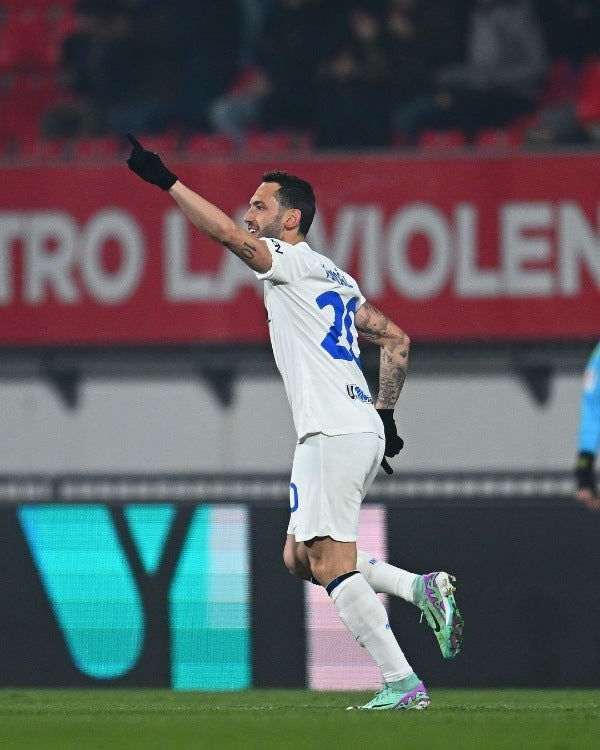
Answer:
[
  {"left": 125, "top": 133, "right": 272, "bottom": 273},
  {"left": 354, "top": 300, "right": 410, "bottom": 409},
  {"left": 168, "top": 181, "right": 272, "bottom": 273}
]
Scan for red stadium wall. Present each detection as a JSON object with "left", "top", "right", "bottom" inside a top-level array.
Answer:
[{"left": 1, "top": 151, "right": 599, "bottom": 346}]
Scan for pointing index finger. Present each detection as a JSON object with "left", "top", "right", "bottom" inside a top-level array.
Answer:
[{"left": 126, "top": 132, "right": 142, "bottom": 149}]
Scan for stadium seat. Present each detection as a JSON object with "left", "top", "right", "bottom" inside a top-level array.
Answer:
[
  {"left": 0, "top": 71, "right": 58, "bottom": 139},
  {"left": 72, "top": 136, "right": 121, "bottom": 160},
  {"left": 0, "top": 136, "right": 14, "bottom": 159},
  {"left": 185, "top": 133, "right": 233, "bottom": 156},
  {"left": 19, "top": 134, "right": 66, "bottom": 160},
  {"left": 0, "top": 6, "right": 59, "bottom": 72},
  {"left": 0, "top": 120, "right": 39, "bottom": 154},
  {"left": 538, "top": 58, "right": 579, "bottom": 108},
  {"left": 418, "top": 129, "right": 467, "bottom": 149},
  {"left": 475, "top": 126, "right": 524, "bottom": 148},
  {"left": 246, "top": 130, "right": 293, "bottom": 153},
  {"left": 47, "top": 3, "right": 77, "bottom": 49},
  {"left": 131, "top": 131, "right": 180, "bottom": 156},
  {"left": 575, "top": 57, "right": 600, "bottom": 124},
  {"left": 293, "top": 130, "right": 315, "bottom": 153}
]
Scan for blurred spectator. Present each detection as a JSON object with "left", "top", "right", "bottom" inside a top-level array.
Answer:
[
  {"left": 384, "top": 0, "right": 467, "bottom": 139},
  {"left": 524, "top": 1, "right": 600, "bottom": 149},
  {"left": 383, "top": 0, "right": 430, "bottom": 108},
  {"left": 240, "top": 0, "right": 273, "bottom": 66},
  {"left": 525, "top": 54, "right": 600, "bottom": 148},
  {"left": 312, "top": 3, "right": 392, "bottom": 150},
  {"left": 41, "top": 0, "right": 134, "bottom": 139},
  {"left": 209, "top": 0, "right": 344, "bottom": 148},
  {"left": 105, "top": 0, "right": 187, "bottom": 136},
  {"left": 413, "top": 0, "right": 469, "bottom": 72},
  {"left": 36, "top": 0, "right": 598, "bottom": 152},
  {"left": 177, "top": 1, "right": 243, "bottom": 134},
  {"left": 391, "top": 0, "right": 547, "bottom": 144},
  {"left": 575, "top": 55, "right": 600, "bottom": 141},
  {"left": 524, "top": 102, "right": 594, "bottom": 148},
  {"left": 534, "top": 0, "right": 600, "bottom": 64},
  {"left": 108, "top": 0, "right": 241, "bottom": 136},
  {"left": 42, "top": 0, "right": 242, "bottom": 140}
]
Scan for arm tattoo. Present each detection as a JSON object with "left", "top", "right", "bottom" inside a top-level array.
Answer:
[
  {"left": 378, "top": 343, "right": 408, "bottom": 408},
  {"left": 355, "top": 302, "right": 387, "bottom": 341},
  {"left": 355, "top": 301, "right": 409, "bottom": 408},
  {"left": 239, "top": 242, "right": 256, "bottom": 261},
  {"left": 225, "top": 240, "right": 256, "bottom": 261}
]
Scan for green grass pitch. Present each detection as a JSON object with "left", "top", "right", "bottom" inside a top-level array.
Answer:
[{"left": 1, "top": 689, "right": 598, "bottom": 750}]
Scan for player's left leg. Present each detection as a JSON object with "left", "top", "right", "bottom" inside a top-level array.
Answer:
[{"left": 305, "top": 534, "right": 429, "bottom": 710}]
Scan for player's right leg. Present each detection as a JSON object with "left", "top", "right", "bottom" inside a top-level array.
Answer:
[
  {"left": 305, "top": 534, "right": 429, "bottom": 711},
  {"left": 283, "top": 537, "right": 418, "bottom": 597}
]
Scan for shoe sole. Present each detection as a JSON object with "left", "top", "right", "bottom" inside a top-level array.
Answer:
[{"left": 347, "top": 698, "right": 430, "bottom": 711}]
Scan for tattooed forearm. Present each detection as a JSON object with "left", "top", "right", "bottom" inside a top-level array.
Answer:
[
  {"left": 358, "top": 329, "right": 383, "bottom": 342},
  {"left": 355, "top": 301, "right": 410, "bottom": 408},
  {"left": 377, "top": 340, "right": 409, "bottom": 408}
]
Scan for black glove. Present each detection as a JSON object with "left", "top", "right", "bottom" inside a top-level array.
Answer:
[
  {"left": 126, "top": 133, "right": 178, "bottom": 190},
  {"left": 376, "top": 408, "right": 404, "bottom": 475},
  {"left": 575, "top": 451, "right": 597, "bottom": 494}
]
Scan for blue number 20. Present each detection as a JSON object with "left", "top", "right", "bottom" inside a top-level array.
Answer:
[{"left": 316, "top": 291, "right": 360, "bottom": 365}]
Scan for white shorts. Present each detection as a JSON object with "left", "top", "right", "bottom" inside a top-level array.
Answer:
[{"left": 287, "top": 432, "right": 384, "bottom": 543}]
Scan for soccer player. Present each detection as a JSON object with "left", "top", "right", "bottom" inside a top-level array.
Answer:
[
  {"left": 125, "top": 134, "right": 463, "bottom": 710},
  {"left": 574, "top": 342, "right": 600, "bottom": 512}
]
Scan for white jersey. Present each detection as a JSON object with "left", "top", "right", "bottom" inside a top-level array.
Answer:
[{"left": 255, "top": 238, "right": 384, "bottom": 442}]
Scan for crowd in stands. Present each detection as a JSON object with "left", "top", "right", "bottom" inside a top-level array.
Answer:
[{"left": 0, "top": 0, "right": 599, "bottom": 158}]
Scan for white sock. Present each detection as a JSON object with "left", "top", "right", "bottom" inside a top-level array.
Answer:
[
  {"left": 357, "top": 550, "right": 418, "bottom": 603},
  {"left": 329, "top": 572, "right": 413, "bottom": 683}
]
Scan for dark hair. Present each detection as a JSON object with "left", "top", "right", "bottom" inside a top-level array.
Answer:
[{"left": 262, "top": 170, "right": 316, "bottom": 237}]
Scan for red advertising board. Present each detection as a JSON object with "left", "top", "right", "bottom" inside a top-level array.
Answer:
[{"left": 1, "top": 151, "right": 599, "bottom": 345}]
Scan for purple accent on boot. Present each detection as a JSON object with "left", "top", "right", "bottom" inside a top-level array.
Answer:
[
  {"left": 424, "top": 572, "right": 446, "bottom": 613},
  {"left": 393, "top": 683, "right": 430, "bottom": 709}
]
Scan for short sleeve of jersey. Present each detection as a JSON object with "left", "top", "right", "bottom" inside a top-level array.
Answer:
[{"left": 254, "top": 239, "right": 316, "bottom": 284}]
